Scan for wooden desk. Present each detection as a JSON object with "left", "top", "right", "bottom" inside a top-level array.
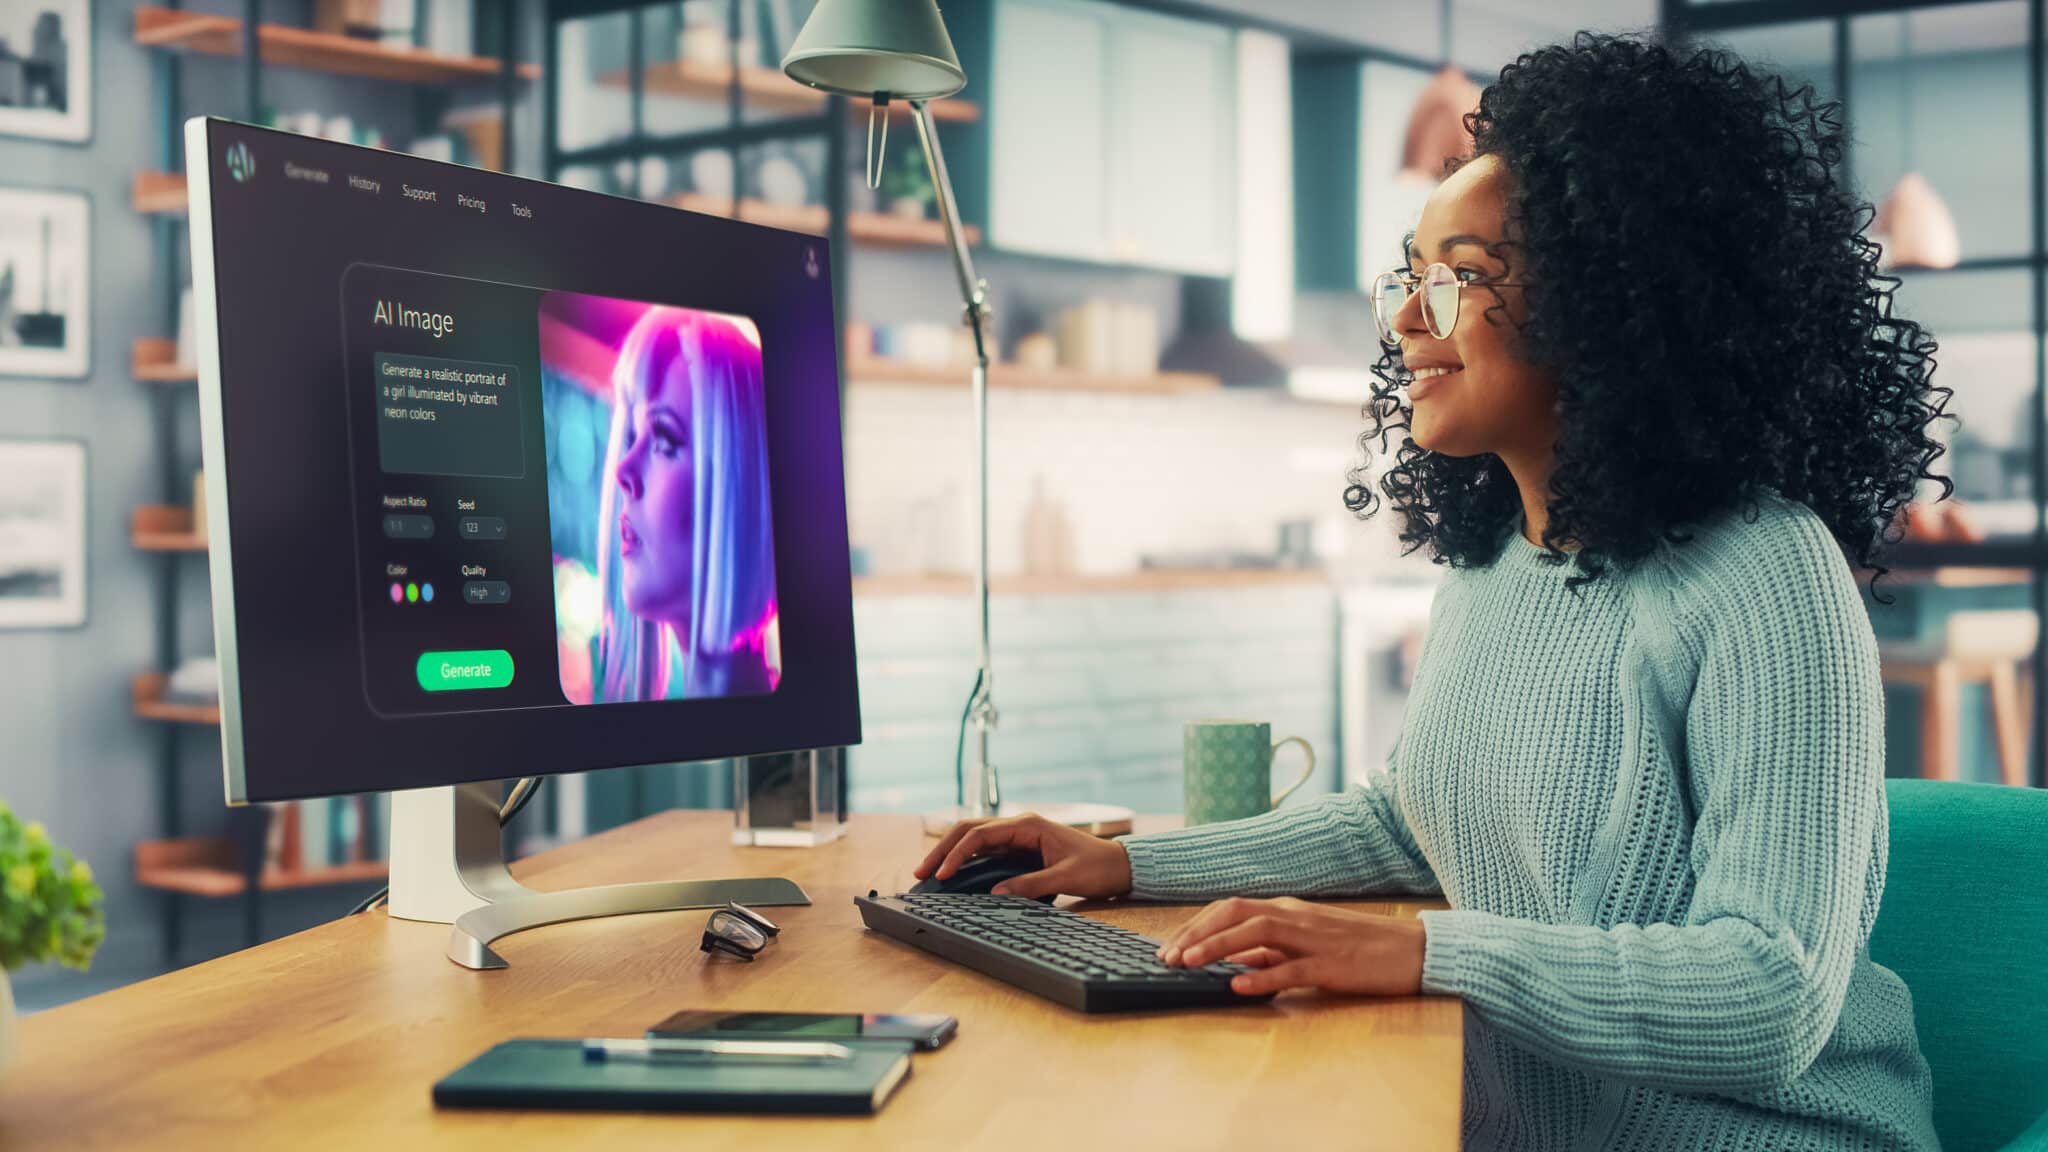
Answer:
[{"left": 0, "top": 813, "right": 1462, "bottom": 1150}]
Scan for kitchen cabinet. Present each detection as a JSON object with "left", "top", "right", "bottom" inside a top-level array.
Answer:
[{"left": 990, "top": 0, "right": 1237, "bottom": 275}]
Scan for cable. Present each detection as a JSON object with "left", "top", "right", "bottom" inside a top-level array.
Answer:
[
  {"left": 499, "top": 776, "right": 544, "bottom": 825},
  {"left": 953, "top": 669, "right": 981, "bottom": 810},
  {"left": 345, "top": 884, "right": 386, "bottom": 917},
  {"left": 347, "top": 777, "right": 548, "bottom": 916}
]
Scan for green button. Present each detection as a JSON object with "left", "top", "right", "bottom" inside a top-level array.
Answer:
[{"left": 416, "top": 649, "right": 515, "bottom": 692}]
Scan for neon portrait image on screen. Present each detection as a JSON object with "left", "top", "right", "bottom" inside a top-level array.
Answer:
[{"left": 540, "top": 291, "right": 780, "bottom": 705}]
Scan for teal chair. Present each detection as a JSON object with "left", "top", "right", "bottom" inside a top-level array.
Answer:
[{"left": 1872, "top": 779, "right": 2048, "bottom": 1151}]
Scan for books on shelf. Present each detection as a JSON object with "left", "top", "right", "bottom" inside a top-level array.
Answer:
[
  {"left": 298, "top": 798, "right": 330, "bottom": 871},
  {"left": 313, "top": 0, "right": 415, "bottom": 46},
  {"left": 266, "top": 803, "right": 292, "bottom": 874},
  {"left": 261, "top": 794, "right": 390, "bottom": 875},
  {"left": 423, "top": 0, "right": 473, "bottom": 58},
  {"left": 335, "top": 796, "right": 360, "bottom": 864},
  {"left": 162, "top": 656, "right": 220, "bottom": 708},
  {"left": 1054, "top": 299, "right": 1160, "bottom": 376}
]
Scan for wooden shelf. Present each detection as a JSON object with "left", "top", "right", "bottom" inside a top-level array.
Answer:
[
  {"left": 132, "top": 170, "right": 188, "bottom": 215},
  {"left": 136, "top": 836, "right": 385, "bottom": 898},
  {"left": 671, "top": 194, "right": 978, "bottom": 247},
  {"left": 134, "top": 6, "right": 538, "bottom": 85},
  {"left": 132, "top": 673, "right": 220, "bottom": 727},
  {"left": 846, "top": 352, "right": 1220, "bottom": 397},
  {"left": 132, "top": 337, "right": 196, "bottom": 383},
  {"left": 853, "top": 568, "right": 1327, "bottom": 599},
  {"left": 604, "top": 60, "right": 978, "bottom": 122},
  {"left": 132, "top": 505, "right": 205, "bottom": 553},
  {"left": 1880, "top": 566, "right": 2034, "bottom": 588}
]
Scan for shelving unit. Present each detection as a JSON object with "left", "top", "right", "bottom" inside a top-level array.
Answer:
[
  {"left": 670, "top": 193, "right": 979, "bottom": 247},
  {"left": 130, "top": 171, "right": 188, "bottom": 216},
  {"left": 541, "top": 4, "right": 1295, "bottom": 830},
  {"left": 132, "top": 673, "right": 221, "bottom": 727},
  {"left": 134, "top": 6, "right": 537, "bottom": 85},
  {"left": 131, "top": 0, "right": 536, "bottom": 961},
  {"left": 846, "top": 351, "right": 1218, "bottom": 396},
  {"left": 545, "top": 2, "right": 1020, "bottom": 394},
  {"left": 130, "top": 505, "right": 205, "bottom": 553},
  {"left": 134, "top": 836, "right": 385, "bottom": 898},
  {"left": 601, "top": 58, "right": 979, "bottom": 122},
  {"left": 117, "top": 523, "right": 1293, "bottom": 600},
  {"left": 550, "top": 3, "right": 869, "bottom": 375},
  {"left": 853, "top": 568, "right": 1325, "bottom": 599},
  {"left": 131, "top": 338, "right": 195, "bottom": 384}
]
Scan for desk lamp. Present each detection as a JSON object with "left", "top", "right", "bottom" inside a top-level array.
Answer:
[{"left": 784, "top": 2, "right": 1130, "bottom": 836}]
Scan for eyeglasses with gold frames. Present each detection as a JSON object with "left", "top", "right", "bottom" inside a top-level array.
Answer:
[{"left": 1370, "top": 262, "right": 1530, "bottom": 345}]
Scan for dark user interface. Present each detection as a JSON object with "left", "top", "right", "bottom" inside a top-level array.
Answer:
[
  {"left": 342, "top": 265, "right": 557, "bottom": 713},
  {"left": 199, "top": 119, "right": 856, "bottom": 801},
  {"left": 343, "top": 265, "right": 784, "bottom": 715}
]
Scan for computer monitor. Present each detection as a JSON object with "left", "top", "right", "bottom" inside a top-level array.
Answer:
[{"left": 184, "top": 118, "right": 860, "bottom": 968}]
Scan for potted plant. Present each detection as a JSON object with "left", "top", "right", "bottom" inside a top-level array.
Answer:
[
  {"left": 0, "top": 802, "right": 104, "bottom": 1069},
  {"left": 885, "top": 147, "right": 935, "bottom": 221}
]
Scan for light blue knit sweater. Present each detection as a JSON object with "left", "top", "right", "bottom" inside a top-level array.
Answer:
[{"left": 1121, "top": 496, "right": 1937, "bottom": 1150}]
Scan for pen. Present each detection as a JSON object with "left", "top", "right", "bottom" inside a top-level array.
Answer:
[{"left": 581, "top": 1038, "right": 855, "bottom": 1063}]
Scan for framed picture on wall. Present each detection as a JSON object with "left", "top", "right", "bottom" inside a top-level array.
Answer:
[
  {"left": 0, "top": 187, "right": 89, "bottom": 379},
  {"left": 0, "top": 438, "right": 86, "bottom": 630},
  {"left": 0, "top": 2, "right": 90, "bottom": 144}
]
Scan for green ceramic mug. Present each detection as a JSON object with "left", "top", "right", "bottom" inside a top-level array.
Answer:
[{"left": 1183, "top": 720, "right": 1317, "bottom": 827}]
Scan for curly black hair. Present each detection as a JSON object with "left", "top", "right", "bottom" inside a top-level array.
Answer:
[{"left": 1343, "top": 33, "right": 1949, "bottom": 583}]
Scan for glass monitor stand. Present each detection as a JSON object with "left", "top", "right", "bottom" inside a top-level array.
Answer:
[{"left": 387, "top": 781, "right": 810, "bottom": 970}]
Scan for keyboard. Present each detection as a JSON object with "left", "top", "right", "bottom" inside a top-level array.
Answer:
[{"left": 855, "top": 892, "right": 1268, "bottom": 1013}]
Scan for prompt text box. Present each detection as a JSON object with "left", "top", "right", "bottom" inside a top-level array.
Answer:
[{"left": 375, "top": 352, "right": 525, "bottom": 479}]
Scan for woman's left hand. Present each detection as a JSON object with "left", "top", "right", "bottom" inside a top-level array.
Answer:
[{"left": 1157, "top": 896, "right": 1428, "bottom": 998}]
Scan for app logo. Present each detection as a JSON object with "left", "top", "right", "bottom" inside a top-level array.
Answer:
[
  {"left": 226, "top": 141, "right": 256, "bottom": 183},
  {"left": 803, "top": 245, "right": 820, "bottom": 280}
]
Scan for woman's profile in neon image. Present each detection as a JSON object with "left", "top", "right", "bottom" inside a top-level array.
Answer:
[{"left": 593, "top": 306, "right": 779, "bottom": 702}]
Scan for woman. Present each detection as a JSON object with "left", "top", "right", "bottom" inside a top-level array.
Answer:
[
  {"left": 918, "top": 35, "right": 1943, "bottom": 1150},
  {"left": 594, "top": 306, "right": 781, "bottom": 702}
]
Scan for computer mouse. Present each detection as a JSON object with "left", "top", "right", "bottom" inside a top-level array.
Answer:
[{"left": 909, "top": 851, "right": 1055, "bottom": 900}]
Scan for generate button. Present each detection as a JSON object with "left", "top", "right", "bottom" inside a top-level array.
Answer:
[
  {"left": 463, "top": 580, "right": 511, "bottom": 605},
  {"left": 416, "top": 649, "right": 514, "bottom": 692}
]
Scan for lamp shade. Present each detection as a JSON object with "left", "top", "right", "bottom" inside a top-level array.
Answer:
[
  {"left": 782, "top": 0, "right": 966, "bottom": 101},
  {"left": 1399, "top": 66, "right": 1482, "bottom": 181},
  {"left": 1874, "top": 171, "right": 1961, "bottom": 270}
]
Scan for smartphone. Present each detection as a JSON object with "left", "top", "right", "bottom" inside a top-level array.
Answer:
[{"left": 649, "top": 1010, "right": 958, "bottom": 1051}]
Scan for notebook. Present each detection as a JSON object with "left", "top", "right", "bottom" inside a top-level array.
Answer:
[{"left": 432, "top": 1038, "right": 914, "bottom": 1116}]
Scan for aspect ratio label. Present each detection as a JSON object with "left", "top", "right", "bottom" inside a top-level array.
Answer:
[{"left": 375, "top": 352, "right": 525, "bottom": 479}]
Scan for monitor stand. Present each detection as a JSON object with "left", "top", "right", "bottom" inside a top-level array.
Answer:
[{"left": 387, "top": 782, "right": 810, "bottom": 970}]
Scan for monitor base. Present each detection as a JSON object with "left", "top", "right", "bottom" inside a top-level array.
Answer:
[{"left": 388, "top": 782, "right": 810, "bottom": 970}]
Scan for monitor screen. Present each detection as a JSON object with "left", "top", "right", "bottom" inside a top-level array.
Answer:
[{"left": 188, "top": 119, "right": 859, "bottom": 803}]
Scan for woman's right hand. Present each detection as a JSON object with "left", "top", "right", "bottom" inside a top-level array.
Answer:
[{"left": 914, "top": 814, "right": 1135, "bottom": 901}]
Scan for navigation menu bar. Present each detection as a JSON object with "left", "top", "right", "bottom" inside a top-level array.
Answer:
[{"left": 254, "top": 138, "right": 537, "bottom": 225}]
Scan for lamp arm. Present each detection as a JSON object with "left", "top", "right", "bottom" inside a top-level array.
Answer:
[
  {"left": 911, "top": 101, "right": 988, "bottom": 358},
  {"left": 911, "top": 99, "right": 999, "bottom": 816}
]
